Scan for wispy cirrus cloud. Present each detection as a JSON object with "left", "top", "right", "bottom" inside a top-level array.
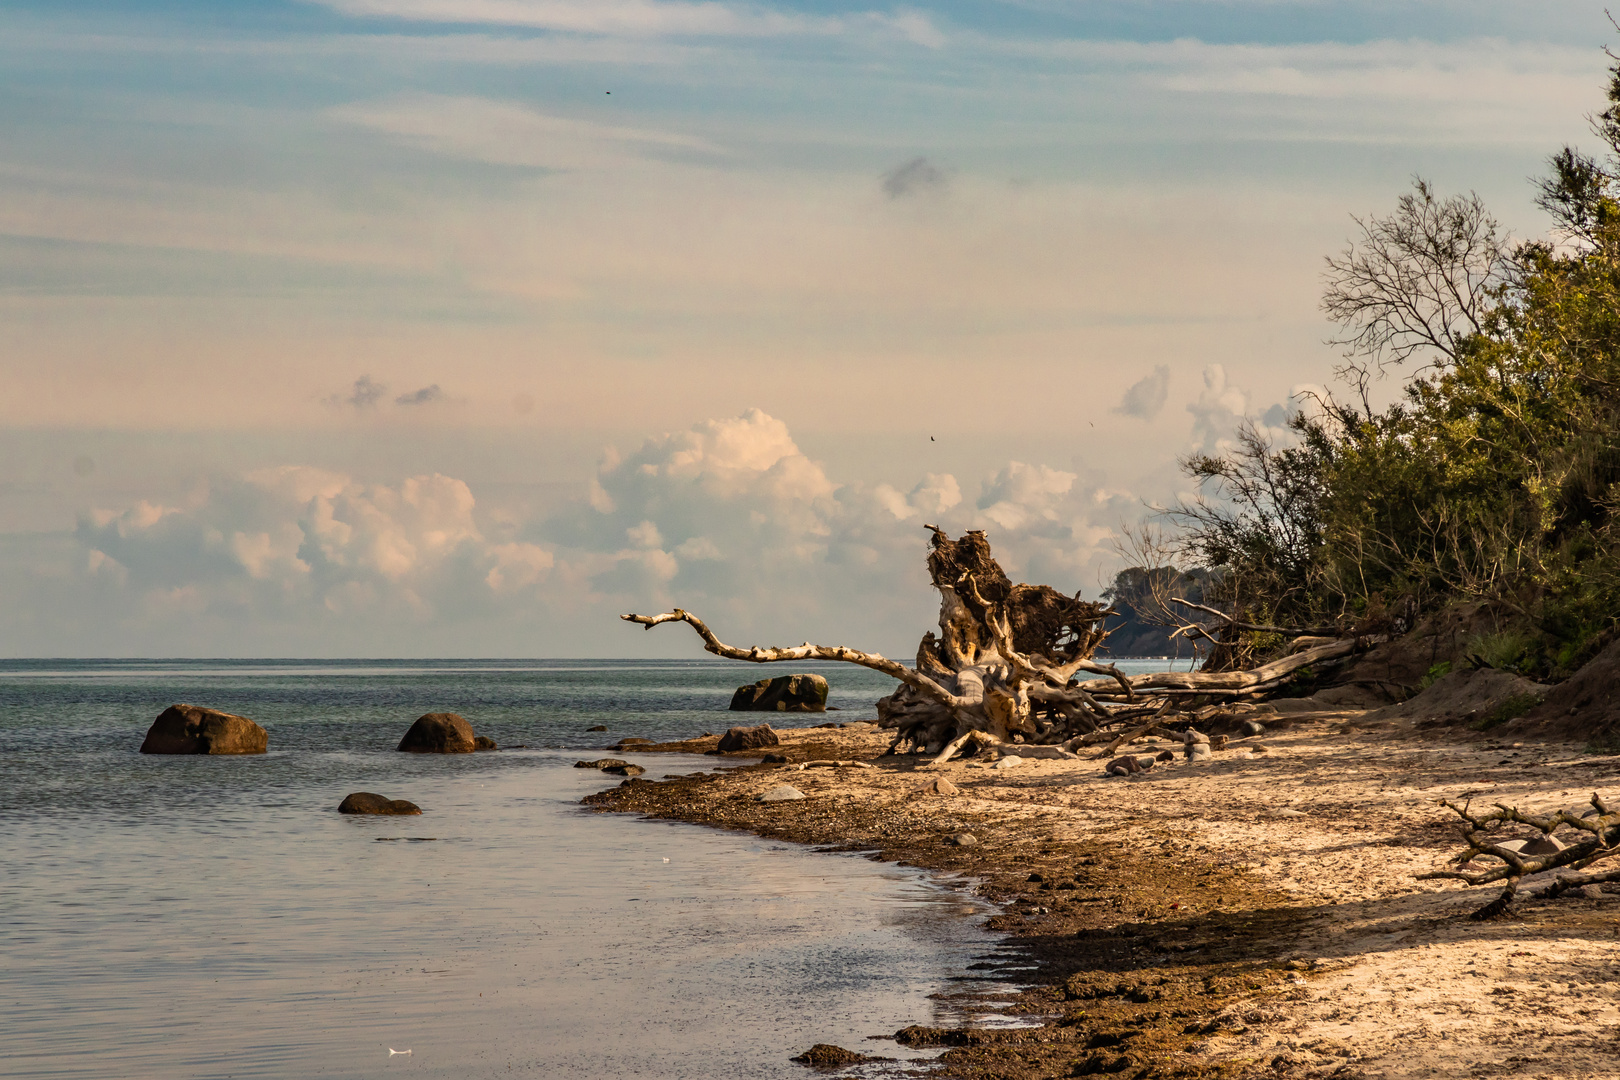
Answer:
[
  {"left": 328, "top": 92, "right": 723, "bottom": 168},
  {"left": 306, "top": 0, "right": 945, "bottom": 43}
]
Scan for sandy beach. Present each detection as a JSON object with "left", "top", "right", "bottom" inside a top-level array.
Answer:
[{"left": 586, "top": 713, "right": 1620, "bottom": 1079}]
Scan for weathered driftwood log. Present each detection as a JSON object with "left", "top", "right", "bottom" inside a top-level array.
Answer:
[
  {"left": 1420, "top": 794, "right": 1620, "bottom": 919},
  {"left": 623, "top": 529, "right": 1380, "bottom": 762},
  {"left": 625, "top": 528, "right": 1132, "bottom": 760}
]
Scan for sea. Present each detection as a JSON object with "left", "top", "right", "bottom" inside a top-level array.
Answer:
[{"left": 0, "top": 657, "right": 1178, "bottom": 1079}]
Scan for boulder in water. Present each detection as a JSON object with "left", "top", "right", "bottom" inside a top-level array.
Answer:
[
  {"left": 140, "top": 704, "right": 267, "bottom": 755},
  {"left": 338, "top": 792, "right": 422, "bottom": 815},
  {"left": 575, "top": 758, "right": 629, "bottom": 770},
  {"left": 729, "top": 674, "right": 829, "bottom": 713},
  {"left": 717, "top": 723, "right": 779, "bottom": 752},
  {"left": 397, "top": 713, "right": 477, "bottom": 754},
  {"left": 473, "top": 735, "right": 498, "bottom": 751}
]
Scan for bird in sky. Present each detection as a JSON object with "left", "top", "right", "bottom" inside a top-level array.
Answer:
[{"left": 930, "top": 436, "right": 935, "bottom": 441}]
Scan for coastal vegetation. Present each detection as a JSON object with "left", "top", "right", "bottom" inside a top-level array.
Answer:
[{"left": 1146, "top": 60, "right": 1620, "bottom": 683}]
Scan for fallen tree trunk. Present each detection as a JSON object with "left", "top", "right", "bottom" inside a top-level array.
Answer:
[
  {"left": 624, "top": 528, "right": 1379, "bottom": 757},
  {"left": 626, "top": 527, "right": 1130, "bottom": 756}
]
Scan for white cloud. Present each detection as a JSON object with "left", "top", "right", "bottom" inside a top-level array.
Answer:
[
  {"left": 307, "top": 0, "right": 943, "bottom": 43},
  {"left": 328, "top": 93, "right": 722, "bottom": 170}
]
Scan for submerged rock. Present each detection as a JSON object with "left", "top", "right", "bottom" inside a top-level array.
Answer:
[
  {"left": 338, "top": 792, "right": 422, "bottom": 815},
  {"left": 757, "top": 784, "right": 806, "bottom": 803},
  {"left": 140, "top": 704, "right": 267, "bottom": 755},
  {"left": 587, "top": 724, "right": 608, "bottom": 732},
  {"left": 730, "top": 674, "right": 829, "bottom": 713},
  {"left": 575, "top": 758, "right": 629, "bottom": 770},
  {"left": 397, "top": 712, "right": 478, "bottom": 754},
  {"left": 717, "top": 723, "right": 780, "bottom": 752},
  {"left": 474, "top": 735, "right": 498, "bottom": 751},
  {"left": 605, "top": 763, "right": 645, "bottom": 776}
]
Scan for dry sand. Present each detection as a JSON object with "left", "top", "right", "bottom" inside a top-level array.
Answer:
[{"left": 587, "top": 713, "right": 1620, "bottom": 1079}]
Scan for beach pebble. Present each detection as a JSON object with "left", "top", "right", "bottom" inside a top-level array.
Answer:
[
  {"left": 756, "top": 784, "right": 807, "bottom": 803},
  {"left": 914, "top": 776, "right": 960, "bottom": 796},
  {"left": 1244, "top": 721, "right": 1267, "bottom": 736},
  {"left": 994, "top": 756, "right": 1025, "bottom": 769},
  {"left": 338, "top": 792, "right": 422, "bottom": 815},
  {"left": 947, "top": 833, "right": 979, "bottom": 847}
]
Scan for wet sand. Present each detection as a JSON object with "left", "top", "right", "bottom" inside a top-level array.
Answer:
[{"left": 585, "top": 715, "right": 1620, "bottom": 1079}]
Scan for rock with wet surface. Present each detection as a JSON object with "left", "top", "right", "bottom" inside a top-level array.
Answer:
[
  {"left": 717, "top": 723, "right": 780, "bottom": 752},
  {"left": 140, "top": 704, "right": 268, "bottom": 755},
  {"left": 575, "top": 758, "right": 629, "bottom": 770},
  {"left": 473, "top": 735, "right": 497, "bottom": 751},
  {"left": 947, "top": 832, "right": 978, "bottom": 847},
  {"left": 338, "top": 792, "right": 422, "bottom": 815},
  {"left": 605, "top": 763, "right": 645, "bottom": 776},
  {"left": 730, "top": 673, "right": 829, "bottom": 713},
  {"left": 397, "top": 712, "right": 478, "bottom": 754},
  {"left": 791, "top": 1044, "right": 879, "bottom": 1066},
  {"left": 757, "top": 784, "right": 807, "bottom": 803}
]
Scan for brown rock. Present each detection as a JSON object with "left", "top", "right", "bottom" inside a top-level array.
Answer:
[
  {"left": 913, "top": 776, "right": 959, "bottom": 796},
  {"left": 575, "top": 758, "right": 629, "bottom": 770},
  {"left": 605, "top": 763, "right": 645, "bottom": 776},
  {"left": 338, "top": 792, "right": 422, "bottom": 815},
  {"left": 140, "top": 704, "right": 267, "bottom": 755},
  {"left": 473, "top": 735, "right": 498, "bottom": 751},
  {"left": 717, "top": 723, "right": 780, "bottom": 752},
  {"left": 791, "top": 1044, "right": 873, "bottom": 1066},
  {"left": 729, "top": 673, "right": 829, "bottom": 713},
  {"left": 397, "top": 712, "right": 477, "bottom": 754}
]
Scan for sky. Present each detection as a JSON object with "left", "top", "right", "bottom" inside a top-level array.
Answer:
[{"left": 0, "top": 0, "right": 1614, "bottom": 657}]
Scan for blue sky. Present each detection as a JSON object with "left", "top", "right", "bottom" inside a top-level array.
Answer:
[{"left": 0, "top": 0, "right": 1614, "bottom": 655}]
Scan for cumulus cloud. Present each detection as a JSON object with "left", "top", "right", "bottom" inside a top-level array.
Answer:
[
  {"left": 1186, "top": 363, "right": 1249, "bottom": 453},
  {"left": 48, "top": 409, "right": 1170, "bottom": 654},
  {"left": 73, "top": 466, "right": 553, "bottom": 629},
  {"left": 882, "top": 156, "right": 946, "bottom": 198},
  {"left": 1114, "top": 364, "right": 1169, "bottom": 420}
]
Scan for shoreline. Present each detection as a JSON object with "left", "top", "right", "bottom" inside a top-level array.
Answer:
[{"left": 585, "top": 716, "right": 1620, "bottom": 1079}]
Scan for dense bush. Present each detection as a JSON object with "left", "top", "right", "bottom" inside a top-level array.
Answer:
[{"left": 1162, "top": 60, "right": 1620, "bottom": 679}]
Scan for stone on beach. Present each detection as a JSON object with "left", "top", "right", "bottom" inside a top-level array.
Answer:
[
  {"left": 757, "top": 784, "right": 806, "bottom": 802},
  {"left": 994, "top": 755, "right": 1025, "bottom": 769},
  {"left": 140, "top": 704, "right": 268, "bottom": 755},
  {"left": 791, "top": 1044, "right": 875, "bottom": 1066},
  {"left": 605, "top": 763, "right": 645, "bottom": 776},
  {"left": 947, "top": 832, "right": 978, "bottom": 846},
  {"left": 397, "top": 712, "right": 478, "bottom": 754},
  {"left": 473, "top": 735, "right": 498, "bottom": 751},
  {"left": 729, "top": 673, "right": 829, "bottom": 713},
  {"left": 913, "top": 776, "right": 959, "bottom": 796},
  {"left": 338, "top": 792, "right": 422, "bottom": 815},
  {"left": 717, "top": 723, "right": 780, "bottom": 752},
  {"left": 575, "top": 758, "right": 629, "bottom": 770}
]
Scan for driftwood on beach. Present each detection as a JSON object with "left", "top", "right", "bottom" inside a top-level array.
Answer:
[{"left": 624, "top": 527, "right": 1377, "bottom": 764}]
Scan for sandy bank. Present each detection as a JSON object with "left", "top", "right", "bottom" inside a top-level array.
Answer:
[{"left": 585, "top": 717, "right": 1620, "bottom": 1079}]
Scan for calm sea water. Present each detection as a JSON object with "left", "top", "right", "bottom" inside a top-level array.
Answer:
[{"left": 0, "top": 658, "right": 1174, "bottom": 1079}]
